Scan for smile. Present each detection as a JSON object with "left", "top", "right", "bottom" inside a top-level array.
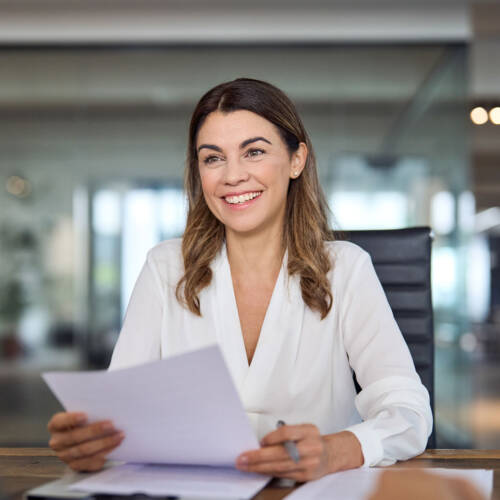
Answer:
[{"left": 223, "top": 191, "right": 262, "bottom": 205}]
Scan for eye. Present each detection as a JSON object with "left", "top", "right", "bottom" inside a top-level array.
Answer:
[
  {"left": 202, "top": 155, "right": 222, "bottom": 166},
  {"left": 246, "top": 148, "right": 265, "bottom": 158}
]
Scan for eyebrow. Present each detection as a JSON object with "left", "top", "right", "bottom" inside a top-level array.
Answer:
[{"left": 197, "top": 136, "right": 272, "bottom": 153}]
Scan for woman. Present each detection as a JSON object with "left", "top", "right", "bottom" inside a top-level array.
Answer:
[{"left": 48, "top": 78, "right": 432, "bottom": 481}]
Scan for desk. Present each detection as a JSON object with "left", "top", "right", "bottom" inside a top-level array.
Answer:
[{"left": 1, "top": 449, "right": 499, "bottom": 500}]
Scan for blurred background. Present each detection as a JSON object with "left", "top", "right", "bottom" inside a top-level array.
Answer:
[{"left": 0, "top": 0, "right": 499, "bottom": 449}]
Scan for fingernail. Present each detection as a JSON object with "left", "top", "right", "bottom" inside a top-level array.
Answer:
[
  {"left": 75, "top": 414, "right": 87, "bottom": 424},
  {"left": 237, "top": 455, "right": 248, "bottom": 465},
  {"left": 117, "top": 431, "right": 125, "bottom": 440},
  {"left": 102, "top": 422, "right": 115, "bottom": 431}
]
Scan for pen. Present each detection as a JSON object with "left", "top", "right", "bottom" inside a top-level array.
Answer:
[{"left": 276, "top": 420, "right": 300, "bottom": 463}]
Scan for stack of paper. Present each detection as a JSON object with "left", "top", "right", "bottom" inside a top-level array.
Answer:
[
  {"left": 71, "top": 463, "right": 269, "bottom": 499},
  {"left": 43, "top": 345, "right": 270, "bottom": 499}
]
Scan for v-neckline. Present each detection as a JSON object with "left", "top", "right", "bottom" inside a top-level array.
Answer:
[
  {"left": 211, "top": 242, "right": 304, "bottom": 401},
  {"left": 226, "top": 244, "right": 285, "bottom": 370},
  {"left": 211, "top": 243, "right": 286, "bottom": 383}
]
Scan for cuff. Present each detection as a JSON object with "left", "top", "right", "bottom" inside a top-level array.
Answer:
[{"left": 345, "top": 421, "right": 385, "bottom": 467}]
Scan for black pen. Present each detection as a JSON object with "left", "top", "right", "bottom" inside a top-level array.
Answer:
[{"left": 276, "top": 420, "right": 300, "bottom": 463}]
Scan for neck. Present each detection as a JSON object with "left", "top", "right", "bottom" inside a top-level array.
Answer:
[{"left": 225, "top": 224, "right": 284, "bottom": 279}]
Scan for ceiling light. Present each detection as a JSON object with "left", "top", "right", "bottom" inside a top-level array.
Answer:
[
  {"left": 470, "top": 107, "right": 488, "bottom": 125},
  {"left": 489, "top": 107, "right": 500, "bottom": 125}
]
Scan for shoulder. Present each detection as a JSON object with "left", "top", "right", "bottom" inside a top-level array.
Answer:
[
  {"left": 324, "top": 239, "right": 370, "bottom": 269},
  {"left": 323, "top": 239, "right": 374, "bottom": 293},
  {"left": 147, "top": 238, "right": 182, "bottom": 262},
  {"left": 145, "top": 238, "right": 184, "bottom": 283}
]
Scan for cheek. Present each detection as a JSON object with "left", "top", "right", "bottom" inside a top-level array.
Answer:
[
  {"left": 256, "top": 158, "right": 289, "bottom": 184},
  {"left": 199, "top": 169, "right": 217, "bottom": 195},
  {"left": 268, "top": 161, "right": 292, "bottom": 193},
  {"left": 199, "top": 170, "right": 222, "bottom": 213}
]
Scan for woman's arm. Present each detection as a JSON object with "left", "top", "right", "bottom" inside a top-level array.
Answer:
[{"left": 340, "top": 249, "right": 433, "bottom": 466}]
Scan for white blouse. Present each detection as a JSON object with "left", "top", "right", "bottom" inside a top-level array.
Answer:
[{"left": 109, "top": 238, "right": 433, "bottom": 467}]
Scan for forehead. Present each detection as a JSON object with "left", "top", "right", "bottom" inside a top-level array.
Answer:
[{"left": 196, "top": 110, "right": 279, "bottom": 146}]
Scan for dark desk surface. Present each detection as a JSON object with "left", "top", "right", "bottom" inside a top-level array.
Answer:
[{"left": 1, "top": 449, "right": 500, "bottom": 500}]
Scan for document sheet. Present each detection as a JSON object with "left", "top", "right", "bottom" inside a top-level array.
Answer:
[
  {"left": 70, "top": 463, "right": 269, "bottom": 499},
  {"left": 43, "top": 345, "right": 260, "bottom": 466},
  {"left": 284, "top": 467, "right": 494, "bottom": 500}
]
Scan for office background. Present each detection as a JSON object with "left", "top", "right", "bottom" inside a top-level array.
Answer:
[{"left": 0, "top": 0, "right": 499, "bottom": 450}]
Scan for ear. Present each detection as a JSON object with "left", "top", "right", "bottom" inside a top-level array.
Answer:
[{"left": 289, "top": 142, "right": 308, "bottom": 179}]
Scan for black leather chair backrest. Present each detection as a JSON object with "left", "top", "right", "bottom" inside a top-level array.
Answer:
[{"left": 346, "top": 227, "right": 435, "bottom": 448}]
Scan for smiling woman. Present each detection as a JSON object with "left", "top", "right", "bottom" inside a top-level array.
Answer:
[
  {"left": 47, "top": 78, "right": 432, "bottom": 482},
  {"left": 180, "top": 79, "right": 333, "bottom": 322}
]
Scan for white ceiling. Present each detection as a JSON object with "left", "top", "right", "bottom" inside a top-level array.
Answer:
[{"left": 0, "top": 0, "right": 470, "bottom": 44}]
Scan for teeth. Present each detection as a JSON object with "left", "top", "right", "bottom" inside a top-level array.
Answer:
[{"left": 225, "top": 192, "right": 261, "bottom": 204}]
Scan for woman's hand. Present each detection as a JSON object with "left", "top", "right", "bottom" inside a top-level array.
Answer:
[
  {"left": 48, "top": 412, "right": 124, "bottom": 472},
  {"left": 235, "top": 424, "right": 364, "bottom": 482}
]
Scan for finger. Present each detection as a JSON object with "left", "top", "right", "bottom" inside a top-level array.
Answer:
[
  {"left": 58, "top": 431, "right": 125, "bottom": 462},
  {"left": 67, "top": 447, "right": 114, "bottom": 472},
  {"left": 49, "top": 421, "right": 117, "bottom": 451},
  {"left": 48, "top": 412, "right": 87, "bottom": 432},
  {"left": 238, "top": 438, "right": 321, "bottom": 466},
  {"left": 239, "top": 458, "right": 303, "bottom": 475},
  {"left": 240, "top": 456, "right": 321, "bottom": 476},
  {"left": 237, "top": 445, "right": 290, "bottom": 466},
  {"left": 73, "top": 443, "right": 121, "bottom": 471},
  {"left": 261, "top": 423, "right": 318, "bottom": 446}
]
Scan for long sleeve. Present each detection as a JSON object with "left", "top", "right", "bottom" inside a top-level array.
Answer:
[
  {"left": 340, "top": 249, "right": 433, "bottom": 466},
  {"left": 109, "top": 251, "right": 164, "bottom": 370}
]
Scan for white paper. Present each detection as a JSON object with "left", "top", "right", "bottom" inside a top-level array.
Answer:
[
  {"left": 43, "top": 345, "right": 260, "bottom": 466},
  {"left": 70, "top": 463, "right": 270, "bottom": 499},
  {"left": 284, "top": 467, "right": 494, "bottom": 500}
]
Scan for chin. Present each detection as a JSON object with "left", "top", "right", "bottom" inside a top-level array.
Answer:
[
  {"left": 224, "top": 216, "right": 282, "bottom": 238},
  {"left": 224, "top": 221, "right": 263, "bottom": 236}
]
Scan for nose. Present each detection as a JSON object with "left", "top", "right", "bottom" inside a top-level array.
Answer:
[{"left": 222, "top": 156, "right": 250, "bottom": 185}]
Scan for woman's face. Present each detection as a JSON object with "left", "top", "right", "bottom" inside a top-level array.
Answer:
[{"left": 196, "top": 110, "right": 306, "bottom": 239}]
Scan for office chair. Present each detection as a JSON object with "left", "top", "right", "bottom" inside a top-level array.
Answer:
[{"left": 346, "top": 227, "right": 435, "bottom": 448}]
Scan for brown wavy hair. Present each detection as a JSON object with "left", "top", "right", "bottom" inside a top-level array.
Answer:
[{"left": 176, "top": 78, "right": 335, "bottom": 319}]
